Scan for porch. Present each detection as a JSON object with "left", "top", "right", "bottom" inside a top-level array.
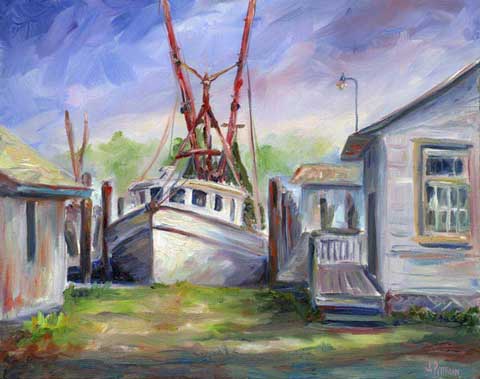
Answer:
[{"left": 308, "top": 230, "right": 384, "bottom": 319}]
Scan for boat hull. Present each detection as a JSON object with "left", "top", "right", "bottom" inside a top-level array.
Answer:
[{"left": 107, "top": 205, "right": 267, "bottom": 286}]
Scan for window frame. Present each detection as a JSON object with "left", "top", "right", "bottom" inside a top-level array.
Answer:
[{"left": 414, "top": 140, "right": 472, "bottom": 245}]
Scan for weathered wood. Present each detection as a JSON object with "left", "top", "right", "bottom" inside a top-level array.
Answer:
[
  {"left": 77, "top": 112, "right": 89, "bottom": 176},
  {"left": 80, "top": 198, "right": 92, "bottom": 283},
  {"left": 268, "top": 178, "right": 279, "bottom": 286},
  {"left": 64, "top": 110, "right": 80, "bottom": 182},
  {"left": 101, "top": 181, "right": 113, "bottom": 281}
]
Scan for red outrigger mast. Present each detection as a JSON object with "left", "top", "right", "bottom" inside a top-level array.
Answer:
[{"left": 161, "top": 0, "right": 256, "bottom": 183}]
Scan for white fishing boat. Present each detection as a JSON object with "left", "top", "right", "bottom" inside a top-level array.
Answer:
[
  {"left": 106, "top": 168, "right": 267, "bottom": 286},
  {"left": 106, "top": 0, "right": 266, "bottom": 286}
]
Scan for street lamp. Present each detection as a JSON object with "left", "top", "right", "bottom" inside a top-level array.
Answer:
[{"left": 336, "top": 73, "right": 359, "bottom": 132}]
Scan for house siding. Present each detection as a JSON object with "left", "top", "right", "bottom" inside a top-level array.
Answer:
[
  {"left": 366, "top": 66, "right": 480, "bottom": 296},
  {"left": 0, "top": 197, "right": 67, "bottom": 320}
]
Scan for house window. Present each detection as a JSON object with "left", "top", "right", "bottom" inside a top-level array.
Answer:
[
  {"left": 150, "top": 187, "right": 163, "bottom": 201},
  {"left": 214, "top": 195, "right": 223, "bottom": 212},
  {"left": 26, "top": 201, "right": 36, "bottom": 262},
  {"left": 192, "top": 190, "right": 207, "bottom": 207},
  {"left": 170, "top": 187, "right": 185, "bottom": 204},
  {"left": 421, "top": 147, "right": 470, "bottom": 235}
]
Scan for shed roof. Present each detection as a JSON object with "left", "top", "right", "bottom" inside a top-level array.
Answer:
[
  {"left": 341, "top": 58, "right": 480, "bottom": 161},
  {"left": 0, "top": 125, "right": 90, "bottom": 198},
  {"left": 290, "top": 163, "right": 362, "bottom": 187}
]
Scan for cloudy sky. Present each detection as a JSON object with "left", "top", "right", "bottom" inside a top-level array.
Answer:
[{"left": 0, "top": 0, "right": 479, "bottom": 159}]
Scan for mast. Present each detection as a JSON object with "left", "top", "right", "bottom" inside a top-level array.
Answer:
[
  {"left": 160, "top": 0, "right": 256, "bottom": 182},
  {"left": 216, "top": 0, "right": 256, "bottom": 181},
  {"left": 161, "top": 0, "right": 202, "bottom": 177}
]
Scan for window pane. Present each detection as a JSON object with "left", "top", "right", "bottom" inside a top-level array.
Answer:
[
  {"left": 150, "top": 187, "right": 163, "bottom": 201},
  {"left": 449, "top": 210, "right": 457, "bottom": 233},
  {"left": 139, "top": 191, "right": 146, "bottom": 204},
  {"left": 214, "top": 195, "right": 223, "bottom": 212},
  {"left": 450, "top": 188, "right": 458, "bottom": 208},
  {"left": 170, "top": 188, "right": 185, "bottom": 204},
  {"left": 437, "top": 211, "right": 448, "bottom": 232},
  {"left": 437, "top": 187, "right": 448, "bottom": 207},
  {"left": 458, "top": 210, "right": 470, "bottom": 232},
  {"left": 426, "top": 209, "right": 435, "bottom": 228},
  {"left": 455, "top": 159, "right": 464, "bottom": 175},
  {"left": 192, "top": 190, "right": 207, "bottom": 207},
  {"left": 230, "top": 199, "right": 236, "bottom": 222},
  {"left": 458, "top": 187, "right": 468, "bottom": 208},
  {"left": 426, "top": 157, "right": 455, "bottom": 176},
  {"left": 426, "top": 185, "right": 435, "bottom": 205}
]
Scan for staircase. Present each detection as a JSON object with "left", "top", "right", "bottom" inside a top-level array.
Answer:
[{"left": 308, "top": 232, "right": 384, "bottom": 323}]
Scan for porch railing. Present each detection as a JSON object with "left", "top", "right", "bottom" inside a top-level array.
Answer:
[{"left": 310, "top": 230, "right": 367, "bottom": 266}]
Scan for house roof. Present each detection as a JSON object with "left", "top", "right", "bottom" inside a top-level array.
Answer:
[
  {"left": 0, "top": 125, "right": 91, "bottom": 198},
  {"left": 290, "top": 163, "right": 362, "bottom": 187},
  {"left": 341, "top": 58, "right": 480, "bottom": 161}
]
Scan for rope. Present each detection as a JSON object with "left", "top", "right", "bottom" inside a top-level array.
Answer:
[
  {"left": 138, "top": 95, "right": 179, "bottom": 182},
  {"left": 246, "top": 62, "right": 263, "bottom": 231}
]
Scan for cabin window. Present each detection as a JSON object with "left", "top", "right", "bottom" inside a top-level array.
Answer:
[
  {"left": 214, "top": 195, "right": 223, "bottom": 212},
  {"left": 150, "top": 187, "right": 163, "bottom": 201},
  {"left": 139, "top": 190, "right": 146, "bottom": 204},
  {"left": 230, "top": 199, "right": 236, "bottom": 222},
  {"left": 170, "top": 187, "right": 185, "bottom": 204},
  {"left": 26, "top": 201, "right": 36, "bottom": 263},
  {"left": 421, "top": 147, "right": 470, "bottom": 235},
  {"left": 192, "top": 190, "right": 207, "bottom": 207}
]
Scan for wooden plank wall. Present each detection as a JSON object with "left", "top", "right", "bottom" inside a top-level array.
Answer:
[{"left": 268, "top": 177, "right": 302, "bottom": 285}]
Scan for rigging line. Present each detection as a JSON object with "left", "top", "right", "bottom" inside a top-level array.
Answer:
[
  {"left": 246, "top": 61, "right": 262, "bottom": 231},
  {"left": 138, "top": 96, "right": 179, "bottom": 182},
  {"left": 149, "top": 156, "right": 192, "bottom": 208},
  {"left": 169, "top": 95, "right": 177, "bottom": 158}
]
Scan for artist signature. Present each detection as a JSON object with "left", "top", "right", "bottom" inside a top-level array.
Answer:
[{"left": 425, "top": 360, "right": 462, "bottom": 378}]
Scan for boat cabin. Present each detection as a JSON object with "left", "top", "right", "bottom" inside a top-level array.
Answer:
[{"left": 128, "top": 169, "right": 247, "bottom": 227}]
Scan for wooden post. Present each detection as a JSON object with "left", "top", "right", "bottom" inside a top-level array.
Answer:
[
  {"left": 80, "top": 173, "right": 92, "bottom": 283},
  {"left": 80, "top": 198, "right": 92, "bottom": 283},
  {"left": 268, "top": 178, "right": 279, "bottom": 286},
  {"left": 101, "top": 181, "right": 113, "bottom": 281},
  {"left": 117, "top": 197, "right": 125, "bottom": 217}
]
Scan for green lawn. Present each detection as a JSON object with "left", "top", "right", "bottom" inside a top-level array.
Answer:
[{"left": 2, "top": 283, "right": 480, "bottom": 378}]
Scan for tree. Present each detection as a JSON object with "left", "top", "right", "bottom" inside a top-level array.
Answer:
[{"left": 95, "top": 131, "right": 156, "bottom": 195}]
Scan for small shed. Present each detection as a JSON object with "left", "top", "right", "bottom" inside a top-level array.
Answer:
[
  {"left": 290, "top": 163, "right": 364, "bottom": 232},
  {"left": 0, "top": 126, "right": 91, "bottom": 320}
]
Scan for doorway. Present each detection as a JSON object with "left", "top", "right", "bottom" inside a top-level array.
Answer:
[{"left": 367, "top": 192, "right": 378, "bottom": 276}]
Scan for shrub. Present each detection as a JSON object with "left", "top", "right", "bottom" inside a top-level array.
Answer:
[
  {"left": 23, "top": 311, "right": 68, "bottom": 343},
  {"left": 399, "top": 305, "right": 480, "bottom": 331}
]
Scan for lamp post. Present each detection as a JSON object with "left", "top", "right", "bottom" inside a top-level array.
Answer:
[{"left": 336, "top": 73, "right": 359, "bottom": 132}]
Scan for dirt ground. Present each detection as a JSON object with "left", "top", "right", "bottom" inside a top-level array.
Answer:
[{"left": 1, "top": 283, "right": 479, "bottom": 378}]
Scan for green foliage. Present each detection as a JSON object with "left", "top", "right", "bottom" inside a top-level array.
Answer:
[
  {"left": 243, "top": 196, "right": 265, "bottom": 229},
  {"left": 255, "top": 289, "right": 324, "bottom": 322},
  {"left": 394, "top": 305, "right": 480, "bottom": 331},
  {"left": 242, "top": 133, "right": 333, "bottom": 200},
  {"left": 95, "top": 131, "right": 156, "bottom": 194},
  {"left": 22, "top": 311, "right": 68, "bottom": 343}
]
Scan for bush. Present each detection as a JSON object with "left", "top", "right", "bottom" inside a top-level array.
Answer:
[
  {"left": 23, "top": 311, "right": 68, "bottom": 343},
  {"left": 398, "top": 305, "right": 480, "bottom": 330}
]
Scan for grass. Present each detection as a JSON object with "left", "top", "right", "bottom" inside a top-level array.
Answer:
[{"left": 11, "top": 283, "right": 480, "bottom": 364}]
